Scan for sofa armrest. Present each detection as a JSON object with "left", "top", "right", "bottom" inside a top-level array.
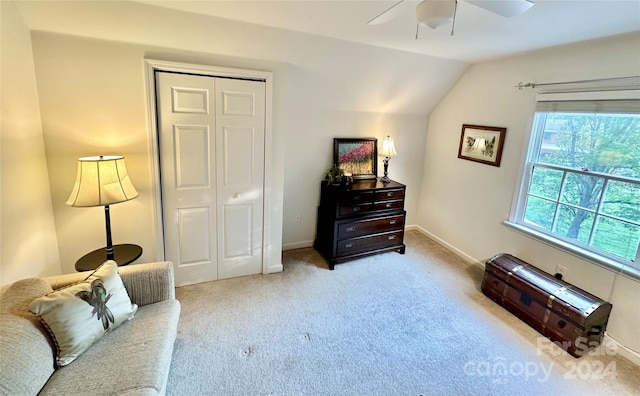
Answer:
[
  {"left": 44, "top": 272, "right": 89, "bottom": 290},
  {"left": 43, "top": 261, "right": 176, "bottom": 307},
  {"left": 117, "top": 261, "right": 176, "bottom": 306}
]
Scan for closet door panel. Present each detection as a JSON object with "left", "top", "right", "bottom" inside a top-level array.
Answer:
[{"left": 215, "top": 78, "right": 265, "bottom": 280}]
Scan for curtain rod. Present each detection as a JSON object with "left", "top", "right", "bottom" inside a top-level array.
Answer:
[{"left": 515, "top": 76, "right": 640, "bottom": 91}]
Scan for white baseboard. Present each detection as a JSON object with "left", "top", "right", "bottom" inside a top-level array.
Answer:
[
  {"left": 282, "top": 226, "right": 485, "bottom": 268},
  {"left": 604, "top": 334, "right": 640, "bottom": 367},
  {"left": 411, "top": 225, "right": 485, "bottom": 270},
  {"left": 282, "top": 240, "right": 314, "bottom": 251},
  {"left": 266, "top": 263, "right": 284, "bottom": 274}
]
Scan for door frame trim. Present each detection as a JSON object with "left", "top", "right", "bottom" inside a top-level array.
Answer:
[{"left": 143, "top": 59, "right": 283, "bottom": 275}]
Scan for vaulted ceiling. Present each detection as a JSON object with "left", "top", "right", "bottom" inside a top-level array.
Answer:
[{"left": 135, "top": 0, "right": 640, "bottom": 63}]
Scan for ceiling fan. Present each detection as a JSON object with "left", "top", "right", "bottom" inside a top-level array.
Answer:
[{"left": 368, "top": 0, "right": 535, "bottom": 37}]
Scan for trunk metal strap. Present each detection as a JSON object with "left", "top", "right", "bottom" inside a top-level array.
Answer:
[
  {"left": 506, "top": 265, "right": 524, "bottom": 282},
  {"left": 547, "top": 294, "right": 556, "bottom": 308},
  {"left": 585, "top": 302, "right": 600, "bottom": 315},
  {"left": 547, "top": 286, "right": 567, "bottom": 308},
  {"left": 543, "top": 284, "right": 567, "bottom": 328}
]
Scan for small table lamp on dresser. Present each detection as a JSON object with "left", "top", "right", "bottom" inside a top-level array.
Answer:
[
  {"left": 67, "top": 155, "right": 143, "bottom": 271},
  {"left": 379, "top": 135, "right": 397, "bottom": 183}
]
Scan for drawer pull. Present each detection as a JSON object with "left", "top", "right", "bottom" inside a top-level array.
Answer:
[
  {"left": 346, "top": 226, "right": 356, "bottom": 232},
  {"left": 345, "top": 243, "right": 355, "bottom": 248},
  {"left": 388, "top": 235, "right": 396, "bottom": 241},
  {"left": 389, "top": 220, "right": 397, "bottom": 225},
  {"left": 354, "top": 196, "right": 362, "bottom": 201},
  {"left": 387, "top": 192, "right": 393, "bottom": 197},
  {"left": 385, "top": 203, "right": 392, "bottom": 208},
  {"left": 353, "top": 207, "right": 360, "bottom": 212}
]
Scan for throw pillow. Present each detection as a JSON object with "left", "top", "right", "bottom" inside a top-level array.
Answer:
[{"left": 30, "top": 260, "right": 138, "bottom": 366}]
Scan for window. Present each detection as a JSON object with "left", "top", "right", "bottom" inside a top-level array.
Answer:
[{"left": 509, "top": 96, "right": 640, "bottom": 277}]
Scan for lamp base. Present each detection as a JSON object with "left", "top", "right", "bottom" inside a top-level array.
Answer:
[{"left": 381, "top": 157, "right": 392, "bottom": 183}]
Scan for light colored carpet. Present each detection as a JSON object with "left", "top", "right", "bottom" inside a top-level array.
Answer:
[{"left": 167, "top": 231, "right": 640, "bottom": 395}]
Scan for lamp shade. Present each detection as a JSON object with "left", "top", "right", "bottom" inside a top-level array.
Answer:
[
  {"left": 380, "top": 135, "right": 397, "bottom": 158},
  {"left": 416, "top": 0, "right": 456, "bottom": 30},
  {"left": 66, "top": 155, "right": 138, "bottom": 207}
]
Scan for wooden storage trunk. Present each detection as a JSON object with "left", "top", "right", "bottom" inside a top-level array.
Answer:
[{"left": 481, "top": 253, "right": 612, "bottom": 357}]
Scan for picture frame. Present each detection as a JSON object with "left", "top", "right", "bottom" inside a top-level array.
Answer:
[
  {"left": 457, "top": 124, "right": 507, "bottom": 167},
  {"left": 334, "top": 138, "right": 378, "bottom": 180}
]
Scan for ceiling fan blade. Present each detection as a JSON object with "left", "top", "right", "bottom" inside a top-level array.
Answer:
[
  {"left": 368, "top": 0, "right": 406, "bottom": 25},
  {"left": 465, "top": 0, "right": 534, "bottom": 17}
]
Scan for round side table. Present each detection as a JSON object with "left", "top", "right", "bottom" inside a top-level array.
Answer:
[{"left": 75, "top": 244, "right": 143, "bottom": 272}]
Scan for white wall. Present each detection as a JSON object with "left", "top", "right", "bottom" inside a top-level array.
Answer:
[
  {"left": 417, "top": 32, "right": 640, "bottom": 356},
  {"left": 0, "top": 1, "right": 61, "bottom": 285},
  {"left": 10, "top": 1, "right": 468, "bottom": 274}
]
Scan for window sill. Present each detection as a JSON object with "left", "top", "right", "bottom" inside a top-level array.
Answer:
[{"left": 503, "top": 221, "right": 640, "bottom": 282}]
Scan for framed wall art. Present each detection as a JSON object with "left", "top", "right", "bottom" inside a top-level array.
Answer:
[
  {"left": 457, "top": 124, "right": 507, "bottom": 167},
  {"left": 334, "top": 138, "right": 377, "bottom": 180}
]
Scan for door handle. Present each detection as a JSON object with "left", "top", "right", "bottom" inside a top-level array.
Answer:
[{"left": 233, "top": 193, "right": 240, "bottom": 199}]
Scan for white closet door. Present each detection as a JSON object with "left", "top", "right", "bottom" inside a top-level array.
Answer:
[
  {"left": 215, "top": 78, "right": 265, "bottom": 279},
  {"left": 155, "top": 72, "right": 265, "bottom": 286}
]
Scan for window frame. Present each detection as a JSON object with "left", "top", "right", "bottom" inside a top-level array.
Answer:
[{"left": 506, "top": 91, "right": 640, "bottom": 281}]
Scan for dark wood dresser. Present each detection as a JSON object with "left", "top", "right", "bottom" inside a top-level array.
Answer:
[{"left": 314, "top": 179, "right": 406, "bottom": 270}]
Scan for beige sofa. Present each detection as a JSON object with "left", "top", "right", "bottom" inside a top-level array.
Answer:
[{"left": 0, "top": 261, "right": 181, "bottom": 396}]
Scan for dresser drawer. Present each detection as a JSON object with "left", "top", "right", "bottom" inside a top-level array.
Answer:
[
  {"left": 338, "top": 203, "right": 373, "bottom": 217},
  {"left": 373, "top": 199, "right": 404, "bottom": 211},
  {"left": 337, "top": 214, "right": 405, "bottom": 239},
  {"left": 374, "top": 188, "right": 405, "bottom": 201},
  {"left": 336, "top": 231, "right": 404, "bottom": 256},
  {"left": 340, "top": 191, "right": 373, "bottom": 206}
]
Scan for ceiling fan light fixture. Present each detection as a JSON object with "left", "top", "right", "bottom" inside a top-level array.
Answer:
[
  {"left": 416, "top": 0, "right": 456, "bottom": 29},
  {"left": 466, "top": 0, "right": 535, "bottom": 17}
]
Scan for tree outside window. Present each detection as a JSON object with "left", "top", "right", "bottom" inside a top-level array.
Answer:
[{"left": 520, "top": 111, "right": 640, "bottom": 265}]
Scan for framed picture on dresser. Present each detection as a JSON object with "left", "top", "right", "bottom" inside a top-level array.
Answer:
[{"left": 333, "top": 138, "right": 377, "bottom": 180}]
